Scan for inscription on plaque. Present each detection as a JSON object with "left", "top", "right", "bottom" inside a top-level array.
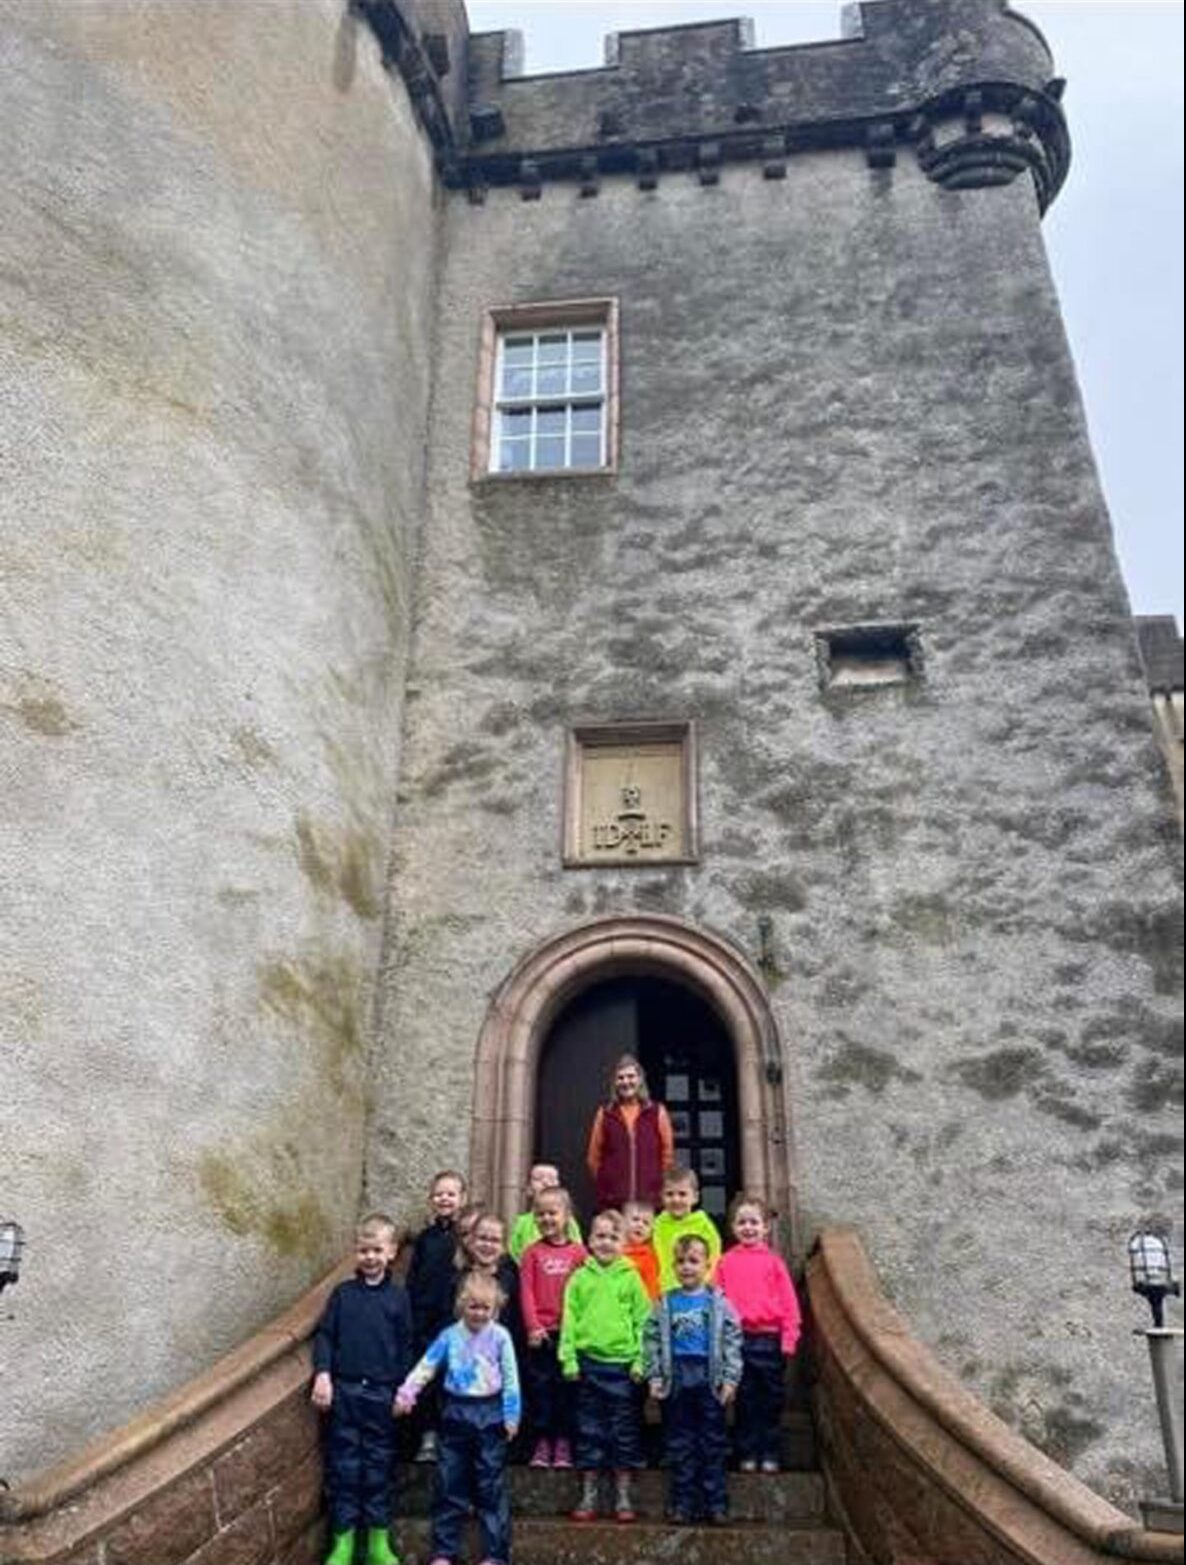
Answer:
[{"left": 564, "top": 724, "right": 697, "bottom": 866}]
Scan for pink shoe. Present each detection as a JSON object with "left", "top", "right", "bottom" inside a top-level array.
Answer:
[
  {"left": 551, "top": 1438, "right": 573, "bottom": 1469},
  {"left": 528, "top": 1438, "right": 551, "bottom": 1468}
]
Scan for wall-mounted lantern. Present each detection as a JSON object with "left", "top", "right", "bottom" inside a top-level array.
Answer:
[
  {"left": 0, "top": 1220, "right": 24, "bottom": 1293},
  {"left": 1129, "top": 1230, "right": 1184, "bottom": 1535}
]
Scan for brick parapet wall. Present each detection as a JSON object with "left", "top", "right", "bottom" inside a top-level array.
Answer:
[
  {"left": 807, "top": 1229, "right": 1183, "bottom": 1565},
  {"left": 0, "top": 1265, "right": 348, "bottom": 1565}
]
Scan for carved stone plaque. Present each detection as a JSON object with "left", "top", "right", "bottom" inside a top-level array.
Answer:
[{"left": 564, "top": 722, "right": 697, "bottom": 866}]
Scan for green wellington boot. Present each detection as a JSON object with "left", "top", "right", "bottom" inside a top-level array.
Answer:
[
  {"left": 324, "top": 1529, "right": 356, "bottom": 1565},
  {"left": 364, "top": 1528, "right": 401, "bottom": 1565}
]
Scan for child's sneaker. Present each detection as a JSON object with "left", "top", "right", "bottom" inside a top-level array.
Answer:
[
  {"left": 739, "top": 1458, "right": 758, "bottom": 1473},
  {"left": 551, "top": 1437, "right": 573, "bottom": 1469},
  {"left": 414, "top": 1431, "right": 438, "bottom": 1463},
  {"left": 760, "top": 1457, "right": 780, "bottom": 1474},
  {"left": 528, "top": 1438, "right": 551, "bottom": 1468}
]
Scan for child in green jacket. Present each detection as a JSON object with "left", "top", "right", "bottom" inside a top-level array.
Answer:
[
  {"left": 559, "top": 1209, "right": 652, "bottom": 1522},
  {"left": 652, "top": 1165, "right": 722, "bottom": 1293}
]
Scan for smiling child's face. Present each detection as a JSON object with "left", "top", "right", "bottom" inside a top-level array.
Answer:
[
  {"left": 626, "top": 1207, "right": 653, "bottom": 1244},
  {"left": 663, "top": 1178, "right": 696, "bottom": 1218},
  {"left": 431, "top": 1176, "right": 464, "bottom": 1220},
  {"left": 528, "top": 1163, "right": 560, "bottom": 1197},
  {"left": 732, "top": 1203, "right": 767, "bottom": 1247},
  {"left": 675, "top": 1243, "right": 709, "bottom": 1291},
  {"left": 355, "top": 1228, "right": 396, "bottom": 1283},
  {"left": 536, "top": 1196, "right": 567, "bottom": 1242},
  {"left": 469, "top": 1219, "right": 504, "bottom": 1268},
  {"left": 589, "top": 1217, "right": 623, "bottom": 1265}
]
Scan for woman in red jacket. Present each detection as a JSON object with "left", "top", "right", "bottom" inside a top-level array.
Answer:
[{"left": 585, "top": 1054, "right": 675, "bottom": 1212}]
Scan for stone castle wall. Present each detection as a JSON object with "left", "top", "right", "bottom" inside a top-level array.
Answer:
[
  {"left": 367, "top": 17, "right": 1181, "bottom": 1506},
  {"left": 0, "top": 0, "right": 441, "bottom": 1479},
  {"left": 1, "top": 0, "right": 1180, "bottom": 1521}
]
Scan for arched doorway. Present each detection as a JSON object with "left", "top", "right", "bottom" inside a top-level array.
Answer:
[
  {"left": 537, "top": 974, "right": 739, "bottom": 1227},
  {"left": 470, "top": 914, "right": 801, "bottom": 1259}
]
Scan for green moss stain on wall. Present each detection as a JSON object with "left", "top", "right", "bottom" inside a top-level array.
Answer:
[
  {"left": 259, "top": 952, "right": 367, "bottom": 1100},
  {"left": 198, "top": 1144, "right": 332, "bottom": 1262},
  {"left": 295, "top": 813, "right": 383, "bottom": 921}
]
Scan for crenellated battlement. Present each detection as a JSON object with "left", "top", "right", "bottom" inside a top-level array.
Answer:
[{"left": 355, "top": 0, "right": 1069, "bottom": 209}]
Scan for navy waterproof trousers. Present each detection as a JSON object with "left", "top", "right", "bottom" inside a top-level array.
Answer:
[
  {"left": 325, "top": 1380, "right": 398, "bottom": 1530},
  {"left": 664, "top": 1358, "right": 728, "bottom": 1520},
  {"left": 573, "top": 1356, "right": 643, "bottom": 1471},
  {"left": 433, "top": 1394, "right": 511, "bottom": 1564}
]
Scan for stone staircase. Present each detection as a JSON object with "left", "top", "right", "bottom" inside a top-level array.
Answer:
[{"left": 390, "top": 1416, "right": 849, "bottom": 1565}]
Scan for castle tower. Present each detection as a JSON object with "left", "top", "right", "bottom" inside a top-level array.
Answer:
[{"left": 1, "top": 0, "right": 1181, "bottom": 1541}]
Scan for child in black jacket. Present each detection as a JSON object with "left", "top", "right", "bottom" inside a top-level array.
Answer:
[
  {"left": 404, "top": 1169, "right": 468, "bottom": 1462},
  {"left": 312, "top": 1213, "right": 414, "bottom": 1565}
]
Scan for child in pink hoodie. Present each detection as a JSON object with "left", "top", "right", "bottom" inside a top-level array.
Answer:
[
  {"left": 714, "top": 1195, "right": 801, "bottom": 1473},
  {"left": 519, "top": 1187, "right": 586, "bottom": 1469}
]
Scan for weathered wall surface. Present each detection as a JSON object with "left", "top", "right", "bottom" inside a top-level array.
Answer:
[
  {"left": 369, "top": 144, "right": 1182, "bottom": 1509},
  {"left": 0, "top": 0, "right": 437, "bottom": 1478}
]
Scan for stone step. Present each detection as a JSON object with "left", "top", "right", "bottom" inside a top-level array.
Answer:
[
  {"left": 394, "top": 1518, "right": 847, "bottom": 1565},
  {"left": 399, "top": 1465, "right": 827, "bottom": 1523}
]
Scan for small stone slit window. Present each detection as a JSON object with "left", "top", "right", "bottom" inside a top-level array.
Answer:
[
  {"left": 816, "top": 623, "right": 922, "bottom": 690},
  {"left": 473, "top": 299, "right": 619, "bottom": 479}
]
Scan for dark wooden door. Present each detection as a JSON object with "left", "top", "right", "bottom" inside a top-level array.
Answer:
[{"left": 535, "top": 976, "right": 738, "bottom": 1231}]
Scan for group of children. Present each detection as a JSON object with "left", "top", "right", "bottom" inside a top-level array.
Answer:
[{"left": 312, "top": 1161, "right": 802, "bottom": 1565}]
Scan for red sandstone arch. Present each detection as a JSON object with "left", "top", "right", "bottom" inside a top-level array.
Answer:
[{"left": 470, "top": 913, "right": 801, "bottom": 1257}]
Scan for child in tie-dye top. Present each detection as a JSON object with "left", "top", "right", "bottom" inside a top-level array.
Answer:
[{"left": 396, "top": 1272, "right": 520, "bottom": 1565}]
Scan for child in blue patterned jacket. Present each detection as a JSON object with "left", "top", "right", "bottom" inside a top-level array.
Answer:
[{"left": 395, "top": 1270, "right": 521, "bottom": 1565}]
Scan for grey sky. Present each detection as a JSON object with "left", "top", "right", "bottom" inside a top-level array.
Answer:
[{"left": 464, "top": 1, "right": 1184, "bottom": 623}]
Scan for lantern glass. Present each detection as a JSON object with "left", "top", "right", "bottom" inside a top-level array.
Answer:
[
  {"left": 0, "top": 1220, "right": 24, "bottom": 1274},
  {"left": 1129, "top": 1230, "right": 1172, "bottom": 1291}
]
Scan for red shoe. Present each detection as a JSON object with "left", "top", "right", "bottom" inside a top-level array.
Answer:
[
  {"left": 551, "top": 1438, "right": 573, "bottom": 1469},
  {"left": 528, "top": 1439, "right": 551, "bottom": 1469},
  {"left": 614, "top": 1505, "right": 637, "bottom": 1523},
  {"left": 570, "top": 1506, "right": 597, "bottom": 1523}
]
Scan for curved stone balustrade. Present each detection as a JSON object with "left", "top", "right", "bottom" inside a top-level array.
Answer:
[
  {"left": 808, "top": 1227, "right": 1183, "bottom": 1565},
  {"left": 0, "top": 1264, "right": 348, "bottom": 1565}
]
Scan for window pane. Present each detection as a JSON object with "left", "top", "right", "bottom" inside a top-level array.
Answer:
[
  {"left": 571, "top": 405, "right": 602, "bottom": 434},
  {"left": 571, "top": 332, "right": 602, "bottom": 361},
  {"left": 535, "top": 435, "right": 566, "bottom": 470},
  {"left": 500, "top": 365, "right": 532, "bottom": 398},
  {"left": 499, "top": 438, "right": 531, "bottom": 473},
  {"left": 537, "top": 365, "right": 565, "bottom": 396},
  {"left": 502, "top": 338, "right": 533, "bottom": 367},
  {"left": 571, "top": 359, "right": 602, "bottom": 394},
  {"left": 536, "top": 334, "right": 568, "bottom": 364},
  {"left": 537, "top": 406, "right": 566, "bottom": 436},
  {"left": 500, "top": 408, "right": 532, "bottom": 438},
  {"left": 571, "top": 433, "right": 602, "bottom": 468}
]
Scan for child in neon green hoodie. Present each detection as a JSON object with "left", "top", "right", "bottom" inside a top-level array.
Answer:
[
  {"left": 559, "top": 1210, "right": 651, "bottom": 1522},
  {"left": 652, "top": 1165, "right": 722, "bottom": 1293}
]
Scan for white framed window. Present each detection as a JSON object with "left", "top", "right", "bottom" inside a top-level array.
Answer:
[
  {"left": 473, "top": 299, "right": 619, "bottom": 480},
  {"left": 494, "top": 328, "right": 606, "bottom": 473}
]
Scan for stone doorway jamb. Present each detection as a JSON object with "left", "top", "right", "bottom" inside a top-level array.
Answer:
[{"left": 470, "top": 913, "right": 801, "bottom": 1259}]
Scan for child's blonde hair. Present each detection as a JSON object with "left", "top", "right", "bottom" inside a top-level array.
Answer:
[
  {"left": 590, "top": 1207, "right": 626, "bottom": 1240},
  {"left": 430, "top": 1169, "right": 468, "bottom": 1198},
  {"left": 622, "top": 1200, "right": 654, "bottom": 1223},
  {"left": 533, "top": 1185, "right": 573, "bottom": 1220},
  {"left": 664, "top": 1165, "right": 699, "bottom": 1195},
  {"left": 727, "top": 1192, "right": 772, "bottom": 1228},
  {"left": 456, "top": 1268, "right": 505, "bottom": 1316},
  {"left": 356, "top": 1211, "right": 399, "bottom": 1247}
]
